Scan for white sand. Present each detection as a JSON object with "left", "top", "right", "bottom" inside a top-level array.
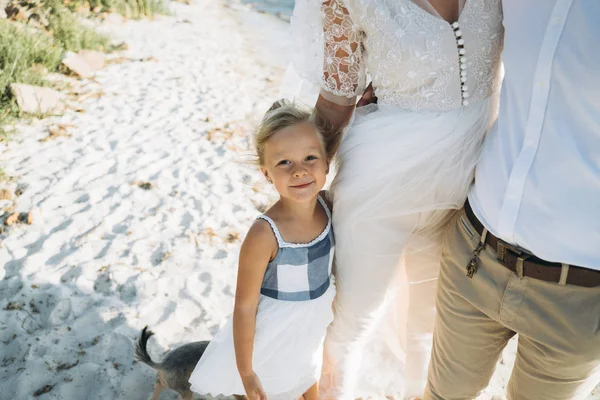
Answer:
[{"left": 0, "top": 1, "right": 598, "bottom": 399}]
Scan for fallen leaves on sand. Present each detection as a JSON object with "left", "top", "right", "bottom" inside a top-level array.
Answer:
[
  {"left": 4, "top": 211, "right": 34, "bottom": 226},
  {"left": 202, "top": 227, "right": 219, "bottom": 244},
  {"left": 0, "top": 170, "right": 13, "bottom": 182},
  {"left": 226, "top": 232, "right": 240, "bottom": 243},
  {"left": 110, "top": 42, "right": 129, "bottom": 51},
  {"left": 132, "top": 181, "right": 153, "bottom": 190},
  {"left": 2, "top": 357, "right": 16, "bottom": 368},
  {"left": 106, "top": 56, "right": 158, "bottom": 65},
  {"left": 4, "top": 212, "right": 19, "bottom": 226},
  {"left": 206, "top": 122, "right": 247, "bottom": 142},
  {"left": 56, "top": 360, "right": 79, "bottom": 371},
  {"left": 160, "top": 251, "right": 172, "bottom": 262},
  {"left": 29, "top": 300, "right": 40, "bottom": 314},
  {"left": 0, "top": 189, "right": 12, "bottom": 200},
  {"left": 33, "top": 385, "right": 53, "bottom": 397},
  {"left": 3, "top": 301, "right": 24, "bottom": 311},
  {"left": 40, "top": 124, "right": 75, "bottom": 142},
  {"left": 74, "top": 90, "right": 106, "bottom": 102},
  {"left": 70, "top": 106, "right": 87, "bottom": 113}
]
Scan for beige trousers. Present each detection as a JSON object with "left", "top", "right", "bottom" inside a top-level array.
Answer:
[{"left": 425, "top": 209, "right": 600, "bottom": 400}]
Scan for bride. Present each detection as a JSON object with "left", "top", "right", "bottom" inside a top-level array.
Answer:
[{"left": 288, "top": 0, "right": 503, "bottom": 398}]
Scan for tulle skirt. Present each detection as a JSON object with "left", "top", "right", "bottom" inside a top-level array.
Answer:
[
  {"left": 320, "top": 99, "right": 495, "bottom": 399},
  {"left": 189, "top": 281, "right": 336, "bottom": 400}
]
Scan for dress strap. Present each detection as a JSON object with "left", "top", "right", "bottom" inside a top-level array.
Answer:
[
  {"left": 257, "top": 194, "right": 332, "bottom": 248},
  {"left": 257, "top": 215, "right": 284, "bottom": 247}
]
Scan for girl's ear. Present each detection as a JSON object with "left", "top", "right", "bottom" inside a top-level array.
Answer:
[{"left": 260, "top": 166, "right": 272, "bottom": 184}]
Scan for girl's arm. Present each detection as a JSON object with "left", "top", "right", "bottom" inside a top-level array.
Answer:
[{"left": 233, "top": 220, "right": 277, "bottom": 398}]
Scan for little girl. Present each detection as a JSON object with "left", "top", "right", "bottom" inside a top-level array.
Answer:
[{"left": 188, "top": 100, "right": 336, "bottom": 400}]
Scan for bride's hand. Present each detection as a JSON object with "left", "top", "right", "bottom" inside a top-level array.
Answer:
[{"left": 356, "top": 82, "right": 377, "bottom": 107}]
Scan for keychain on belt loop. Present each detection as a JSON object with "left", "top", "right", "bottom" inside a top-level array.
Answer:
[{"left": 466, "top": 228, "right": 488, "bottom": 278}]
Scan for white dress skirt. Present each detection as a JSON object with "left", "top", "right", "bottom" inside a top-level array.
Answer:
[
  {"left": 321, "top": 99, "right": 495, "bottom": 399},
  {"left": 189, "top": 281, "right": 336, "bottom": 400}
]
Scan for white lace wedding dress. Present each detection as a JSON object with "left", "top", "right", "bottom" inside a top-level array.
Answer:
[{"left": 288, "top": 0, "right": 504, "bottom": 399}]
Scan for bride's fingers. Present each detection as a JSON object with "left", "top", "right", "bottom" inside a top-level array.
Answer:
[{"left": 357, "top": 82, "right": 376, "bottom": 107}]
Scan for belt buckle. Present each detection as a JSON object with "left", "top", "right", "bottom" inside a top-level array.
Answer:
[
  {"left": 497, "top": 239, "right": 531, "bottom": 278},
  {"left": 496, "top": 239, "right": 521, "bottom": 262}
]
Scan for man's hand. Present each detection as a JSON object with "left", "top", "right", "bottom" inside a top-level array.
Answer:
[{"left": 356, "top": 82, "right": 377, "bottom": 107}]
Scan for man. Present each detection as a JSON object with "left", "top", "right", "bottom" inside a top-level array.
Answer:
[{"left": 424, "top": 1, "right": 600, "bottom": 399}]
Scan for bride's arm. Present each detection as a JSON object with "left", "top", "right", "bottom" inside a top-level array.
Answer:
[
  {"left": 314, "top": 0, "right": 366, "bottom": 156},
  {"left": 316, "top": 94, "right": 354, "bottom": 156}
]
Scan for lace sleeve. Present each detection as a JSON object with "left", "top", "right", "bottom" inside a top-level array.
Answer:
[
  {"left": 286, "top": 0, "right": 366, "bottom": 106},
  {"left": 320, "top": 0, "right": 366, "bottom": 105}
]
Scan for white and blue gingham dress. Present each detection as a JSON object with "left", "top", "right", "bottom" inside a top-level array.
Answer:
[{"left": 189, "top": 195, "right": 336, "bottom": 399}]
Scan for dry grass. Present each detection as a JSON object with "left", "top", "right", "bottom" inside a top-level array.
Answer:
[{"left": 0, "top": 0, "right": 170, "bottom": 132}]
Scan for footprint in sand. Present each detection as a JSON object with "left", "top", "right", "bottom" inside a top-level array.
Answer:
[{"left": 200, "top": 272, "right": 212, "bottom": 297}]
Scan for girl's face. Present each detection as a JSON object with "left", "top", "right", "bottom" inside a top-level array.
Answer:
[{"left": 261, "top": 122, "right": 329, "bottom": 203}]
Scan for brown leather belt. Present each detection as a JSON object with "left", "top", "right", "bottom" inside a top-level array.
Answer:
[{"left": 464, "top": 201, "right": 600, "bottom": 288}]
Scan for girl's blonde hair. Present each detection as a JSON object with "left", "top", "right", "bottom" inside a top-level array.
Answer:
[{"left": 254, "top": 99, "right": 332, "bottom": 165}]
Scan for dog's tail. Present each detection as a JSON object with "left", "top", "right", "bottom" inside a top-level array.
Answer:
[{"left": 134, "top": 326, "right": 160, "bottom": 369}]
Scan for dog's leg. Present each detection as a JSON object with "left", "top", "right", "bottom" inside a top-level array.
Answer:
[
  {"left": 150, "top": 377, "right": 164, "bottom": 400},
  {"left": 180, "top": 390, "right": 195, "bottom": 400}
]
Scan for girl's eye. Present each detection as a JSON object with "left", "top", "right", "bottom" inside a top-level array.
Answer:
[
  {"left": 277, "top": 160, "right": 291, "bottom": 166},
  {"left": 305, "top": 155, "right": 318, "bottom": 161}
]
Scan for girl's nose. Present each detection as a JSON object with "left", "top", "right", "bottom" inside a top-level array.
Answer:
[{"left": 293, "top": 168, "right": 308, "bottom": 178}]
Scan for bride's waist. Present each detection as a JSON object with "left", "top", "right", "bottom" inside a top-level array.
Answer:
[
  {"left": 372, "top": 79, "right": 499, "bottom": 111},
  {"left": 354, "top": 97, "right": 493, "bottom": 124},
  {"left": 375, "top": 96, "right": 491, "bottom": 112}
]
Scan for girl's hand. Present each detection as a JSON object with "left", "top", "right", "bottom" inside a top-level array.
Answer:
[{"left": 241, "top": 371, "right": 267, "bottom": 400}]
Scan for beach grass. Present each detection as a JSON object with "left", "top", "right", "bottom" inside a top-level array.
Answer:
[
  {"left": 62, "top": 0, "right": 171, "bottom": 18},
  {"left": 0, "top": 19, "right": 63, "bottom": 123},
  {"left": 0, "top": 0, "right": 111, "bottom": 126},
  {"left": 0, "top": 0, "right": 170, "bottom": 131},
  {"left": 43, "top": 0, "right": 111, "bottom": 52}
]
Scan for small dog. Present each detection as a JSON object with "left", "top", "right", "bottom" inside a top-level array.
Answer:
[{"left": 134, "top": 326, "right": 245, "bottom": 400}]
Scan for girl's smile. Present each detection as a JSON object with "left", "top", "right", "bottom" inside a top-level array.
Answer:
[
  {"left": 260, "top": 121, "right": 329, "bottom": 203},
  {"left": 290, "top": 181, "right": 314, "bottom": 189}
]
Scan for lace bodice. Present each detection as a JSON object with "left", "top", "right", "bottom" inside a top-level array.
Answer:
[{"left": 291, "top": 0, "right": 503, "bottom": 111}]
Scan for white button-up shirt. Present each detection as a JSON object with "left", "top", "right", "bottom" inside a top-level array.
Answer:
[{"left": 469, "top": 0, "right": 600, "bottom": 271}]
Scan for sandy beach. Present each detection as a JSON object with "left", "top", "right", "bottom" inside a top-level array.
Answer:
[{"left": 0, "top": 0, "right": 598, "bottom": 399}]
